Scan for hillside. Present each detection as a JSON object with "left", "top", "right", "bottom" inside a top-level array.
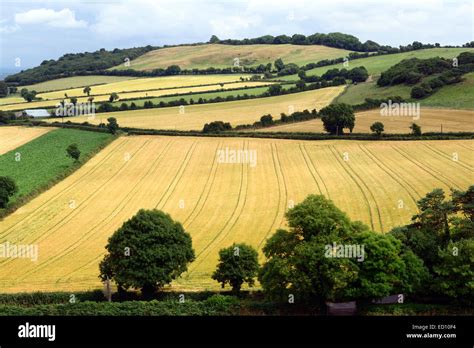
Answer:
[
  {"left": 112, "top": 44, "right": 354, "bottom": 71},
  {"left": 277, "top": 48, "right": 474, "bottom": 81}
]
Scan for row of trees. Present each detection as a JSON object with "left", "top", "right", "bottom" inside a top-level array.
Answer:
[{"left": 98, "top": 186, "right": 473, "bottom": 304}]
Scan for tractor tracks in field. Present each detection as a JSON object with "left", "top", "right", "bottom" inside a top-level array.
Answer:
[
  {"left": 182, "top": 141, "right": 223, "bottom": 228},
  {"left": 188, "top": 140, "right": 250, "bottom": 275},
  {"left": 392, "top": 145, "right": 461, "bottom": 190},
  {"left": 328, "top": 145, "right": 383, "bottom": 232},
  {"left": 299, "top": 143, "right": 330, "bottom": 198},
  {"left": 258, "top": 142, "right": 288, "bottom": 249},
  {"left": 422, "top": 144, "right": 473, "bottom": 172},
  {"left": 154, "top": 141, "right": 198, "bottom": 210},
  {"left": 358, "top": 144, "right": 420, "bottom": 206}
]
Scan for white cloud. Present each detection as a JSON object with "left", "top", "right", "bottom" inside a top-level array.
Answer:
[{"left": 15, "top": 8, "right": 87, "bottom": 28}]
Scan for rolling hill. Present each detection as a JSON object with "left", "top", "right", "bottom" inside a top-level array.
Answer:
[{"left": 111, "top": 44, "right": 353, "bottom": 71}]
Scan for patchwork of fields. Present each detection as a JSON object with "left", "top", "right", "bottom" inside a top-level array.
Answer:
[
  {"left": 257, "top": 108, "right": 474, "bottom": 134},
  {"left": 1, "top": 75, "right": 269, "bottom": 111},
  {"left": 0, "top": 135, "right": 472, "bottom": 292},
  {"left": 0, "top": 127, "right": 51, "bottom": 155},
  {"left": 45, "top": 87, "right": 344, "bottom": 130}
]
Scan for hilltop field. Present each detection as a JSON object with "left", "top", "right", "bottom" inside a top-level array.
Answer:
[{"left": 111, "top": 44, "right": 354, "bottom": 70}]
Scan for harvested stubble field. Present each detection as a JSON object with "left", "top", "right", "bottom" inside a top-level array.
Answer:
[
  {"left": 0, "top": 127, "right": 51, "bottom": 155},
  {"left": 45, "top": 87, "right": 345, "bottom": 130},
  {"left": 0, "top": 135, "right": 472, "bottom": 292},
  {"left": 256, "top": 108, "right": 474, "bottom": 133}
]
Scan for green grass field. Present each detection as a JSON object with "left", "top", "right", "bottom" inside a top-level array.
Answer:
[
  {"left": 113, "top": 44, "right": 353, "bottom": 71},
  {"left": 0, "top": 128, "right": 112, "bottom": 206},
  {"left": 334, "top": 81, "right": 412, "bottom": 105},
  {"left": 23, "top": 76, "right": 138, "bottom": 93},
  {"left": 277, "top": 48, "right": 474, "bottom": 81},
  {"left": 335, "top": 72, "right": 474, "bottom": 109},
  {"left": 420, "top": 72, "right": 474, "bottom": 109}
]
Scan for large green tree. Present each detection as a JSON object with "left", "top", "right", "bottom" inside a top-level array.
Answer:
[
  {"left": 320, "top": 103, "right": 355, "bottom": 135},
  {"left": 99, "top": 209, "right": 195, "bottom": 295},
  {"left": 259, "top": 195, "right": 426, "bottom": 303}
]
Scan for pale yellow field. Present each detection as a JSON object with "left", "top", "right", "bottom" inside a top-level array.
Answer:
[
  {"left": 114, "top": 44, "right": 353, "bottom": 70},
  {"left": 257, "top": 108, "right": 474, "bottom": 133},
  {"left": 44, "top": 87, "right": 344, "bottom": 130},
  {"left": 0, "top": 81, "right": 272, "bottom": 111},
  {"left": 0, "top": 135, "right": 472, "bottom": 293},
  {"left": 0, "top": 126, "right": 51, "bottom": 155},
  {"left": 38, "top": 75, "right": 255, "bottom": 99}
]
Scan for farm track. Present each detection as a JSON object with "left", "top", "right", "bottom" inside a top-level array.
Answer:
[{"left": 0, "top": 137, "right": 472, "bottom": 292}]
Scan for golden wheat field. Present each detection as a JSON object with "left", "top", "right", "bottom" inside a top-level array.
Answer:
[
  {"left": 256, "top": 108, "right": 474, "bottom": 133},
  {"left": 0, "top": 135, "right": 472, "bottom": 292},
  {"left": 0, "top": 127, "right": 51, "bottom": 155},
  {"left": 44, "top": 87, "right": 344, "bottom": 130}
]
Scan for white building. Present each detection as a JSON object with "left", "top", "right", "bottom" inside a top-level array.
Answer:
[{"left": 23, "top": 109, "right": 50, "bottom": 118}]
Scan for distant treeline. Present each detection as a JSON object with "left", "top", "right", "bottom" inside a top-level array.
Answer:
[
  {"left": 6, "top": 31, "right": 473, "bottom": 86},
  {"left": 5, "top": 46, "right": 156, "bottom": 85},
  {"left": 210, "top": 32, "right": 474, "bottom": 53}
]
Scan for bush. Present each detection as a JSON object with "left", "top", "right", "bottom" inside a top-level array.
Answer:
[
  {"left": 202, "top": 121, "right": 232, "bottom": 133},
  {"left": 411, "top": 86, "right": 429, "bottom": 99},
  {"left": 0, "top": 176, "right": 18, "bottom": 208}
]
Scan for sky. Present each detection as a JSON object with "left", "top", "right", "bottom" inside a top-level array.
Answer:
[{"left": 0, "top": 0, "right": 473, "bottom": 70}]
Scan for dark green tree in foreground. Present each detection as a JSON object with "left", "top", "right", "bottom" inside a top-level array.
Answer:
[
  {"left": 0, "top": 176, "right": 18, "bottom": 209},
  {"left": 370, "top": 122, "right": 384, "bottom": 136},
  {"left": 107, "top": 117, "right": 119, "bottom": 134},
  {"left": 66, "top": 143, "right": 81, "bottom": 162},
  {"left": 83, "top": 86, "right": 91, "bottom": 96},
  {"left": 390, "top": 186, "right": 474, "bottom": 303},
  {"left": 212, "top": 243, "right": 259, "bottom": 294},
  {"left": 259, "top": 194, "right": 427, "bottom": 302},
  {"left": 320, "top": 103, "right": 355, "bottom": 135},
  {"left": 99, "top": 209, "right": 195, "bottom": 296}
]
